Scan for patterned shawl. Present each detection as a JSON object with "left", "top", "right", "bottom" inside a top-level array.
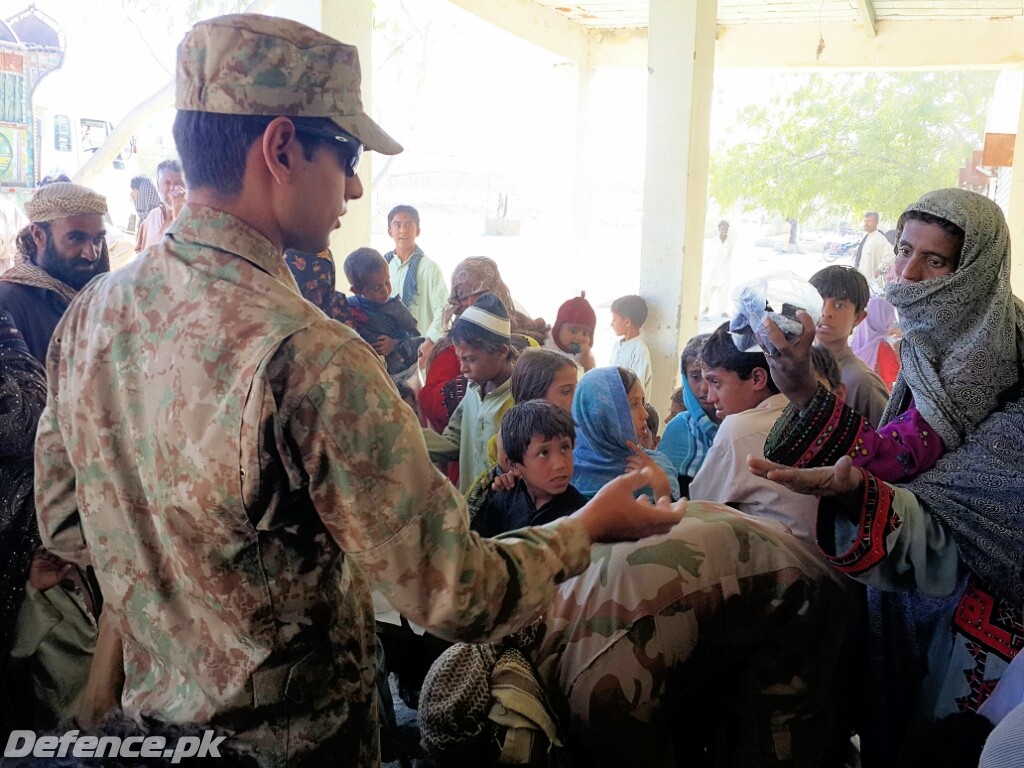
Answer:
[
  {"left": 882, "top": 189, "right": 1024, "bottom": 604},
  {"left": 0, "top": 241, "right": 79, "bottom": 304},
  {"left": 0, "top": 311, "right": 46, "bottom": 664},
  {"left": 132, "top": 177, "right": 161, "bottom": 221},
  {"left": 440, "top": 257, "right": 549, "bottom": 342},
  {"left": 283, "top": 249, "right": 367, "bottom": 330},
  {"left": 881, "top": 188, "right": 1024, "bottom": 449},
  {"left": 571, "top": 367, "right": 679, "bottom": 500}
]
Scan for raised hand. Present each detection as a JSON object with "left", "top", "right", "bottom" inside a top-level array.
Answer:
[
  {"left": 759, "top": 311, "right": 819, "bottom": 410},
  {"left": 625, "top": 440, "right": 672, "bottom": 500}
]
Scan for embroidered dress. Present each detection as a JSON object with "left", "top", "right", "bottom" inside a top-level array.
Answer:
[{"left": 764, "top": 188, "right": 1024, "bottom": 765}]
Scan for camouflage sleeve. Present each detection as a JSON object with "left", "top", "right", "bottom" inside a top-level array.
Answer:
[
  {"left": 34, "top": 337, "right": 89, "bottom": 567},
  {"left": 292, "top": 338, "right": 592, "bottom": 642}
]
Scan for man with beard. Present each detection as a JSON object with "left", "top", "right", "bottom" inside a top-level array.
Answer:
[{"left": 0, "top": 182, "right": 109, "bottom": 362}]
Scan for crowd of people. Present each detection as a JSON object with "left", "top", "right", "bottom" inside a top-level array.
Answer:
[{"left": 0, "top": 11, "right": 1021, "bottom": 768}]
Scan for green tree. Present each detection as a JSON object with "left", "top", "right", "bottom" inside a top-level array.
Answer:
[{"left": 710, "top": 71, "right": 997, "bottom": 222}]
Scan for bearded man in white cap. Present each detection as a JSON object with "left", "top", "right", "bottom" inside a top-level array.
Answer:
[{"left": 0, "top": 182, "right": 108, "bottom": 362}]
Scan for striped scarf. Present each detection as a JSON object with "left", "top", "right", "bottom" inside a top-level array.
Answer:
[{"left": 0, "top": 248, "right": 78, "bottom": 304}]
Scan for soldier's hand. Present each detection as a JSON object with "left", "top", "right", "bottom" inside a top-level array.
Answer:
[
  {"left": 748, "top": 454, "right": 864, "bottom": 497},
  {"left": 572, "top": 467, "right": 685, "bottom": 543}
]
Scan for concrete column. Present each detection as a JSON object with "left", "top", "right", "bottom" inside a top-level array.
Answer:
[
  {"left": 638, "top": 0, "right": 716, "bottom": 415},
  {"left": 572, "top": 65, "right": 595, "bottom": 266},
  {"left": 321, "top": 0, "right": 374, "bottom": 289},
  {"left": 1008, "top": 79, "right": 1024, "bottom": 299}
]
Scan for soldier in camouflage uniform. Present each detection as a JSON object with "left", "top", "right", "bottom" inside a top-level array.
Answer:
[
  {"left": 531, "top": 502, "right": 851, "bottom": 767},
  {"left": 33, "top": 14, "right": 682, "bottom": 767}
]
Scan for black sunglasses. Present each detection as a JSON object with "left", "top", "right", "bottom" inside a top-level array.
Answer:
[{"left": 293, "top": 125, "right": 363, "bottom": 177}]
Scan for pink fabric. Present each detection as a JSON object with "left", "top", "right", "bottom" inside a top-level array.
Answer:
[
  {"left": 849, "top": 404, "right": 946, "bottom": 482},
  {"left": 852, "top": 296, "right": 897, "bottom": 373}
]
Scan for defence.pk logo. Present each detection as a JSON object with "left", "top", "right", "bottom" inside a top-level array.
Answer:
[{"left": 4, "top": 729, "right": 227, "bottom": 763}]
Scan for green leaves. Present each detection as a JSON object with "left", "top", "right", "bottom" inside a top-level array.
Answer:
[{"left": 710, "top": 71, "right": 997, "bottom": 221}]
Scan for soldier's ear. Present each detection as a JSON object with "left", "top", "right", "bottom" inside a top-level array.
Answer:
[{"left": 263, "top": 117, "right": 301, "bottom": 182}]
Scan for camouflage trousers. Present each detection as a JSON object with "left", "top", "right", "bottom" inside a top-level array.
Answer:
[{"left": 531, "top": 502, "right": 852, "bottom": 768}]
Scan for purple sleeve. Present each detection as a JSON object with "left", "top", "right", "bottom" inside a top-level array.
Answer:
[{"left": 849, "top": 406, "right": 946, "bottom": 482}]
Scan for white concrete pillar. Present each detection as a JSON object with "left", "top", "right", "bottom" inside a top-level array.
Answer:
[
  {"left": 638, "top": 0, "right": 716, "bottom": 415},
  {"left": 1008, "top": 79, "right": 1024, "bottom": 299},
  {"left": 572, "top": 65, "right": 595, "bottom": 267},
  {"left": 321, "top": 0, "right": 374, "bottom": 289}
]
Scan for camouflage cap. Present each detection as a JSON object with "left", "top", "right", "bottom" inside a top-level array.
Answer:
[{"left": 176, "top": 14, "right": 402, "bottom": 155}]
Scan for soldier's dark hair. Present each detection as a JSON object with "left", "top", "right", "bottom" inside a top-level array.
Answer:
[
  {"left": 700, "top": 323, "right": 778, "bottom": 393},
  {"left": 809, "top": 265, "right": 870, "bottom": 314},
  {"left": 343, "top": 247, "right": 387, "bottom": 290},
  {"left": 680, "top": 332, "right": 709, "bottom": 375},
  {"left": 610, "top": 294, "right": 648, "bottom": 328},
  {"left": 510, "top": 348, "right": 577, "bottom": 402},
  {"left": 501, "top": 400, "right": 575, "bottom": 465},
  {"left": 387, "top": 204, "right": 420, "bottom": 227},
  {"left": 810, "top": 344, "right": 842, "bottom": 392},
  {"left": 172, "top": 112, "right": 344, "bottom": 197}
]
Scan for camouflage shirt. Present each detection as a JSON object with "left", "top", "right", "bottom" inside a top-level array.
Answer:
[{"left": 35, "top": 205, "right": 592, "bottom": 767}]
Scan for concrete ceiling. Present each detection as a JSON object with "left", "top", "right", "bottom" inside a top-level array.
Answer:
[{"left": 532, "top": 1, "right": 1024, "bottom": 31}]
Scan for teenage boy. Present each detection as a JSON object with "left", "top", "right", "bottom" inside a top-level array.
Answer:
[
  {"left": 809, "top": 265, "right": 889, "bottom": 428},
  {"left": 384, "top": 204, "right": 449, "bottom": 361},
  {"left": 609, "top": 294, "right": 653, "bottom": 399},
  {"left": 471, "top": 401, "right": 587, "bottom": 538},
  {"left": 688, "top": 324, "right": 818, "bottom": 548}
]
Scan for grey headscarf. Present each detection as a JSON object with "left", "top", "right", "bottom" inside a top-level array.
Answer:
[
  {"left": 882, "top": 188, "right": 1024, "bottom": 604},
  {"left": 881, "top": 188, "right": 1024, "bottom": 449}
]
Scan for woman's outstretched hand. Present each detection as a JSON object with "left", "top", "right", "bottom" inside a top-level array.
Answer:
[{"left": 748, "top": 454, "right": 864, "bottom": 497}]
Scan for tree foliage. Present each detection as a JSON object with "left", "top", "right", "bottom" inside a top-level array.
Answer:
[{"left": 709, "top": 71, "right": 997, "bottom": 221}]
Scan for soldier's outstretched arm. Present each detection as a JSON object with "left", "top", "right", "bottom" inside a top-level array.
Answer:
[{"left": 291, "top": 338, "right": 682, "bottom": 644}]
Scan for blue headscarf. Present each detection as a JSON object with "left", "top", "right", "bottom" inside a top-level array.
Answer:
[
  {"left": 659, "top": 374, "right": 718, "bottom": 479},
  {"left": 571, "top": 367, "right": 680, "bottom": 500}
]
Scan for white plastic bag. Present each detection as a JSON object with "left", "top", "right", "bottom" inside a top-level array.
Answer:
[{"left": 729, "top": 271, "right": 822, "bottom": 355}]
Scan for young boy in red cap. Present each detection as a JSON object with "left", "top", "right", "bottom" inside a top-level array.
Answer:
[{"left": 545, "top": 292, "right": 596, "bottom": 373}]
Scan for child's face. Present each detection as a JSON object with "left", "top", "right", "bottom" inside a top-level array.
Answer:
[
  {"left": 701, "top": 365, "right": 767, "bottom": 420},
  {"left": 516, "top": 434, "right": 574, "bottom": 504},
  {"left": 610, "top": 311, "right": 629, "bottom": 338},
  {"left": 454, "top": 341, "right": 508, "bottom": 387},
  {"left": 557, "top": 323, "right": 593, "bottom": 353},
  {"left": 626, "top": 381, "right": 649, "bottom": 442},
  {"left": 684, "top": 357, "right": 716, "bottom": 419},
  {"left": 543, "top": 366, "right": 578, "bottom": 412},
  {"left": 357, "top": 268, "right": 392, "bottom": 304},
  {"left": 815, "top": 297, "right": 866, "bottom": 347},
  {"left": 388, "top": 212, "right": 420, "bottom": 247}
]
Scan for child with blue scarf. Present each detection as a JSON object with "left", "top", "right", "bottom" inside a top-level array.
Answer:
[{"left": 572, "top": 367, "right": 680, "bottom": 500}]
